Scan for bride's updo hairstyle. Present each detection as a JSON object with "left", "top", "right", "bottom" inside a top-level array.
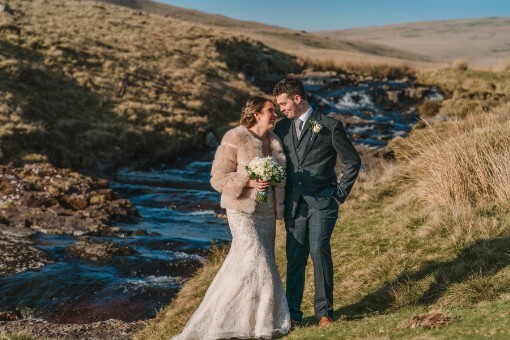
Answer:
[{"left": 240, "top": 96, "right": 272, "bottom": 128}]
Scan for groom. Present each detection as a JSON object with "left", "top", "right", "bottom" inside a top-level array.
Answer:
[{"left": 273, "top": 77, "right": 361, "bottom": 327}]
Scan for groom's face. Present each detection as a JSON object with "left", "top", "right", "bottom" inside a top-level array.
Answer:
[{"left": 276, "top": 93, "right": 302, "bottom": 119}]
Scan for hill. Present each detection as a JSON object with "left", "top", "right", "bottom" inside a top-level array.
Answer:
[
  {"left": 0, "top": 0, "right": 298, "bottom": 170},
  {"left": 318, "top": 17, "right": 510, "bottom": 69},
  {"left": 94, "top": 0, "right": 288, "bottom": 31}
]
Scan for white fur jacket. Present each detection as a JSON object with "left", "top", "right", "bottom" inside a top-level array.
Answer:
[{"left": 210, "top": 125, "right": 286, "bottom": 219}]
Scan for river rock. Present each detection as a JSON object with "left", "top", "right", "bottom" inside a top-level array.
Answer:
[
  {"left": 329, "top": 113, "right": 373, "bottom": 126},
  {"left": 0, "top": 163, "right": 141, "bottom": 276},
  {"left": 0, "top": 234, "right": 53, "bottom": 278},
  {"left": 0, "top": 163, "right": 140, "bottom": 235},
  {"left": 67, "top": 240, "right": 139, "bottom": 263},
  {"left": 114, "top": 256, "right": 203, "bottom": 277},
  {"left": 387, "top": 90, "right": 402, "bottom": 104},
  {"left": 0, "top": 311, "right": 20, "bottom": 321},
  {"left": 0, "top": 4, "right": 14, "bottom": 15}
]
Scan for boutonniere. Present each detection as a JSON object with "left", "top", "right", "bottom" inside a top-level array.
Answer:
[{"left": 308, "top": 120, "right": 322, "bottom": 142}]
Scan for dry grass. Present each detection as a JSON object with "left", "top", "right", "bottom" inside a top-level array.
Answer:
[
  {"left": 0, "top": 0, "right": 297, "bottom": 169},
  {"left": 318, "top": 17, "right": 510, "bottom": 70},
  {"left": 0, "top": 331, "right": 31, "bottom": 340},
  {"left": 418, "top": 67, "right": 510, "bottom": 118},
  {"left": 452, "top": 59, "right": 469, "bottom": 71},
  {"left": 407, "top": 107, "right": 510, "bottom": 204},
  {"left": 100, "top": 2, "right": 510, "bottom": 72},
  {"left": 300, "top": 57, "right": 418, "bottom": 80},
  {"left": 395, "top": 107, "right": 510, "bottom": 246},
  {"left": 98, "top": 0, "right": 444, "bottom": 70}
]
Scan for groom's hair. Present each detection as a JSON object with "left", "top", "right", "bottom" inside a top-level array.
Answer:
[{"left": 273, "top": 77, "right": 307, "bottom": 100}]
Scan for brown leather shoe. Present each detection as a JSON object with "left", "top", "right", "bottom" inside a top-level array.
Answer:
[
  {"left": 290, "top": 319, "right": 301, "bottom": 331},
  {"left": 318, "top": 316, "right": 333, "bottom": 326}
]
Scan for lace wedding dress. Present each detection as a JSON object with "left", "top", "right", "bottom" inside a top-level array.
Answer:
[{"left": 172, "top": 188, "right": 290, "bottom": 339}]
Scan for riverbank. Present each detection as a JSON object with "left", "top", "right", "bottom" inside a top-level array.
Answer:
[
  {"left": 0, "top": 162, "right": 140, "bottom": 276},
  {"left": 0, "top": 163, "right": 145, "bottom": 336},
  {"left": 0, "top": 149, "right": 235, "bottom": 339},
  {"left": 0, "top": 319, "right": 146, "bottom": 339}
]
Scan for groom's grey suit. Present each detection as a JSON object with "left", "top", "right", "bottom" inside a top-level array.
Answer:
[{"left": 274, "top": 108, "right": 361, "bottom": 321}]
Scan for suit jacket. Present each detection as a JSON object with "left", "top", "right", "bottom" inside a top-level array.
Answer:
[
  {"left": 210, "top": 125, "right": 286, "bottom": 219},
  {"left": 273, "top": 109, "right": 361, "bottom": 218}
]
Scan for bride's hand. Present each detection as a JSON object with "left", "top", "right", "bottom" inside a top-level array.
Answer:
[{"left": 247, "top": 179, "right": 270, "bottom": 192}]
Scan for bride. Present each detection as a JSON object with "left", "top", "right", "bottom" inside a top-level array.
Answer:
[{"left": 172, "top": 97, "right": 290, "bottom": 339}]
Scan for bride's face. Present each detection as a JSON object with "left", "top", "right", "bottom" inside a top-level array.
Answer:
[{"left": 255, "top": 101, "right": 277, "bottom": 130}]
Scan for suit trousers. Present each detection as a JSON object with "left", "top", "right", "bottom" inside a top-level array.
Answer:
[{"left": 285, "top": 196, "right": 338, "bottom": 321}]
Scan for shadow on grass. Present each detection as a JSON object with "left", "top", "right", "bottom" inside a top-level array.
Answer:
[
  {"left": 214, "top": 37, "right": 301, "bottom": 94},
  {"left": 0, "top": 39, "right": 207, "bottom": 170},
  {"left": 335, "top": 236, "right": 510, "bottom": 320}
]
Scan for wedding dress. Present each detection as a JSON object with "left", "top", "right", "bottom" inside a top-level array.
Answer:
[{"left": 172, "top": 188, "right": 290, "bottom": 339}]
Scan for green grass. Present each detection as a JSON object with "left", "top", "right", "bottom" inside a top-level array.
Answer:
[
  {"left": 286, "top": 299, "right": 510, "bottom": 339},
  {"left": 137, "top": 156, "right": 510, "bottom": 338}
]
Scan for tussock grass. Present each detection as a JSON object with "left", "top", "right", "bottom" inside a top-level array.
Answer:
[
  {"left": 418, "top": 66, "right": 510, "bottom": 117},
  {"left": 0, "top": 329, "right": 31, "bottom": 340},
  {"left": 452, "top": 59, "right": 469, "bottom": 71},
  {"left": 397, "top": 107, "right": 510, "bottom": 247}
]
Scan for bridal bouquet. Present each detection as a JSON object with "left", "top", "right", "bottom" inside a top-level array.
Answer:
[{"left": 245, "top": 156, "right": 286, "bottom": 203}]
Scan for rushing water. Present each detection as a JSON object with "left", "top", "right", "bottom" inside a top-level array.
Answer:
[
  {"left": 0, "top": 152, "right": 230, "bottom": 323},
  {"left": 303, "top": 77, "right": 442, "bottom": 147},
  {"left": 0, "top": 77, "right": 441, "bottom": 323}
]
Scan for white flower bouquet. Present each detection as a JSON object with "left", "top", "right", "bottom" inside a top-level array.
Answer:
[{"left": 245, "top": 156, "right": 286, "bottom": 203}]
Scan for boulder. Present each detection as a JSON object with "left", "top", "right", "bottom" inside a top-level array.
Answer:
[
  {"left": 0, "top": 234, "right": 53, "bottom": 278},
  {"left": 67, "top": 240, "right": 139, "bottom": 263}
]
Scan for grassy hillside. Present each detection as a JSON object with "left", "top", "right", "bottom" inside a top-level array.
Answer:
[
  {"left": 0, "top": 0, "right": 297, "bottom": 170},
  {"left": 137, "top": 68, "right": 510, "bottom": 339},
  {"left": 319, "top": 17, "right": 510, "bottom": 69},
  {"left": 418, "top": 65, "right": 510, "bottom": 116}
]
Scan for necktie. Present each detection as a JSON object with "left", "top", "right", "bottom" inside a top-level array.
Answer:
[{"left": 295, "top": 119, "right": 303, "bottom": 139}]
